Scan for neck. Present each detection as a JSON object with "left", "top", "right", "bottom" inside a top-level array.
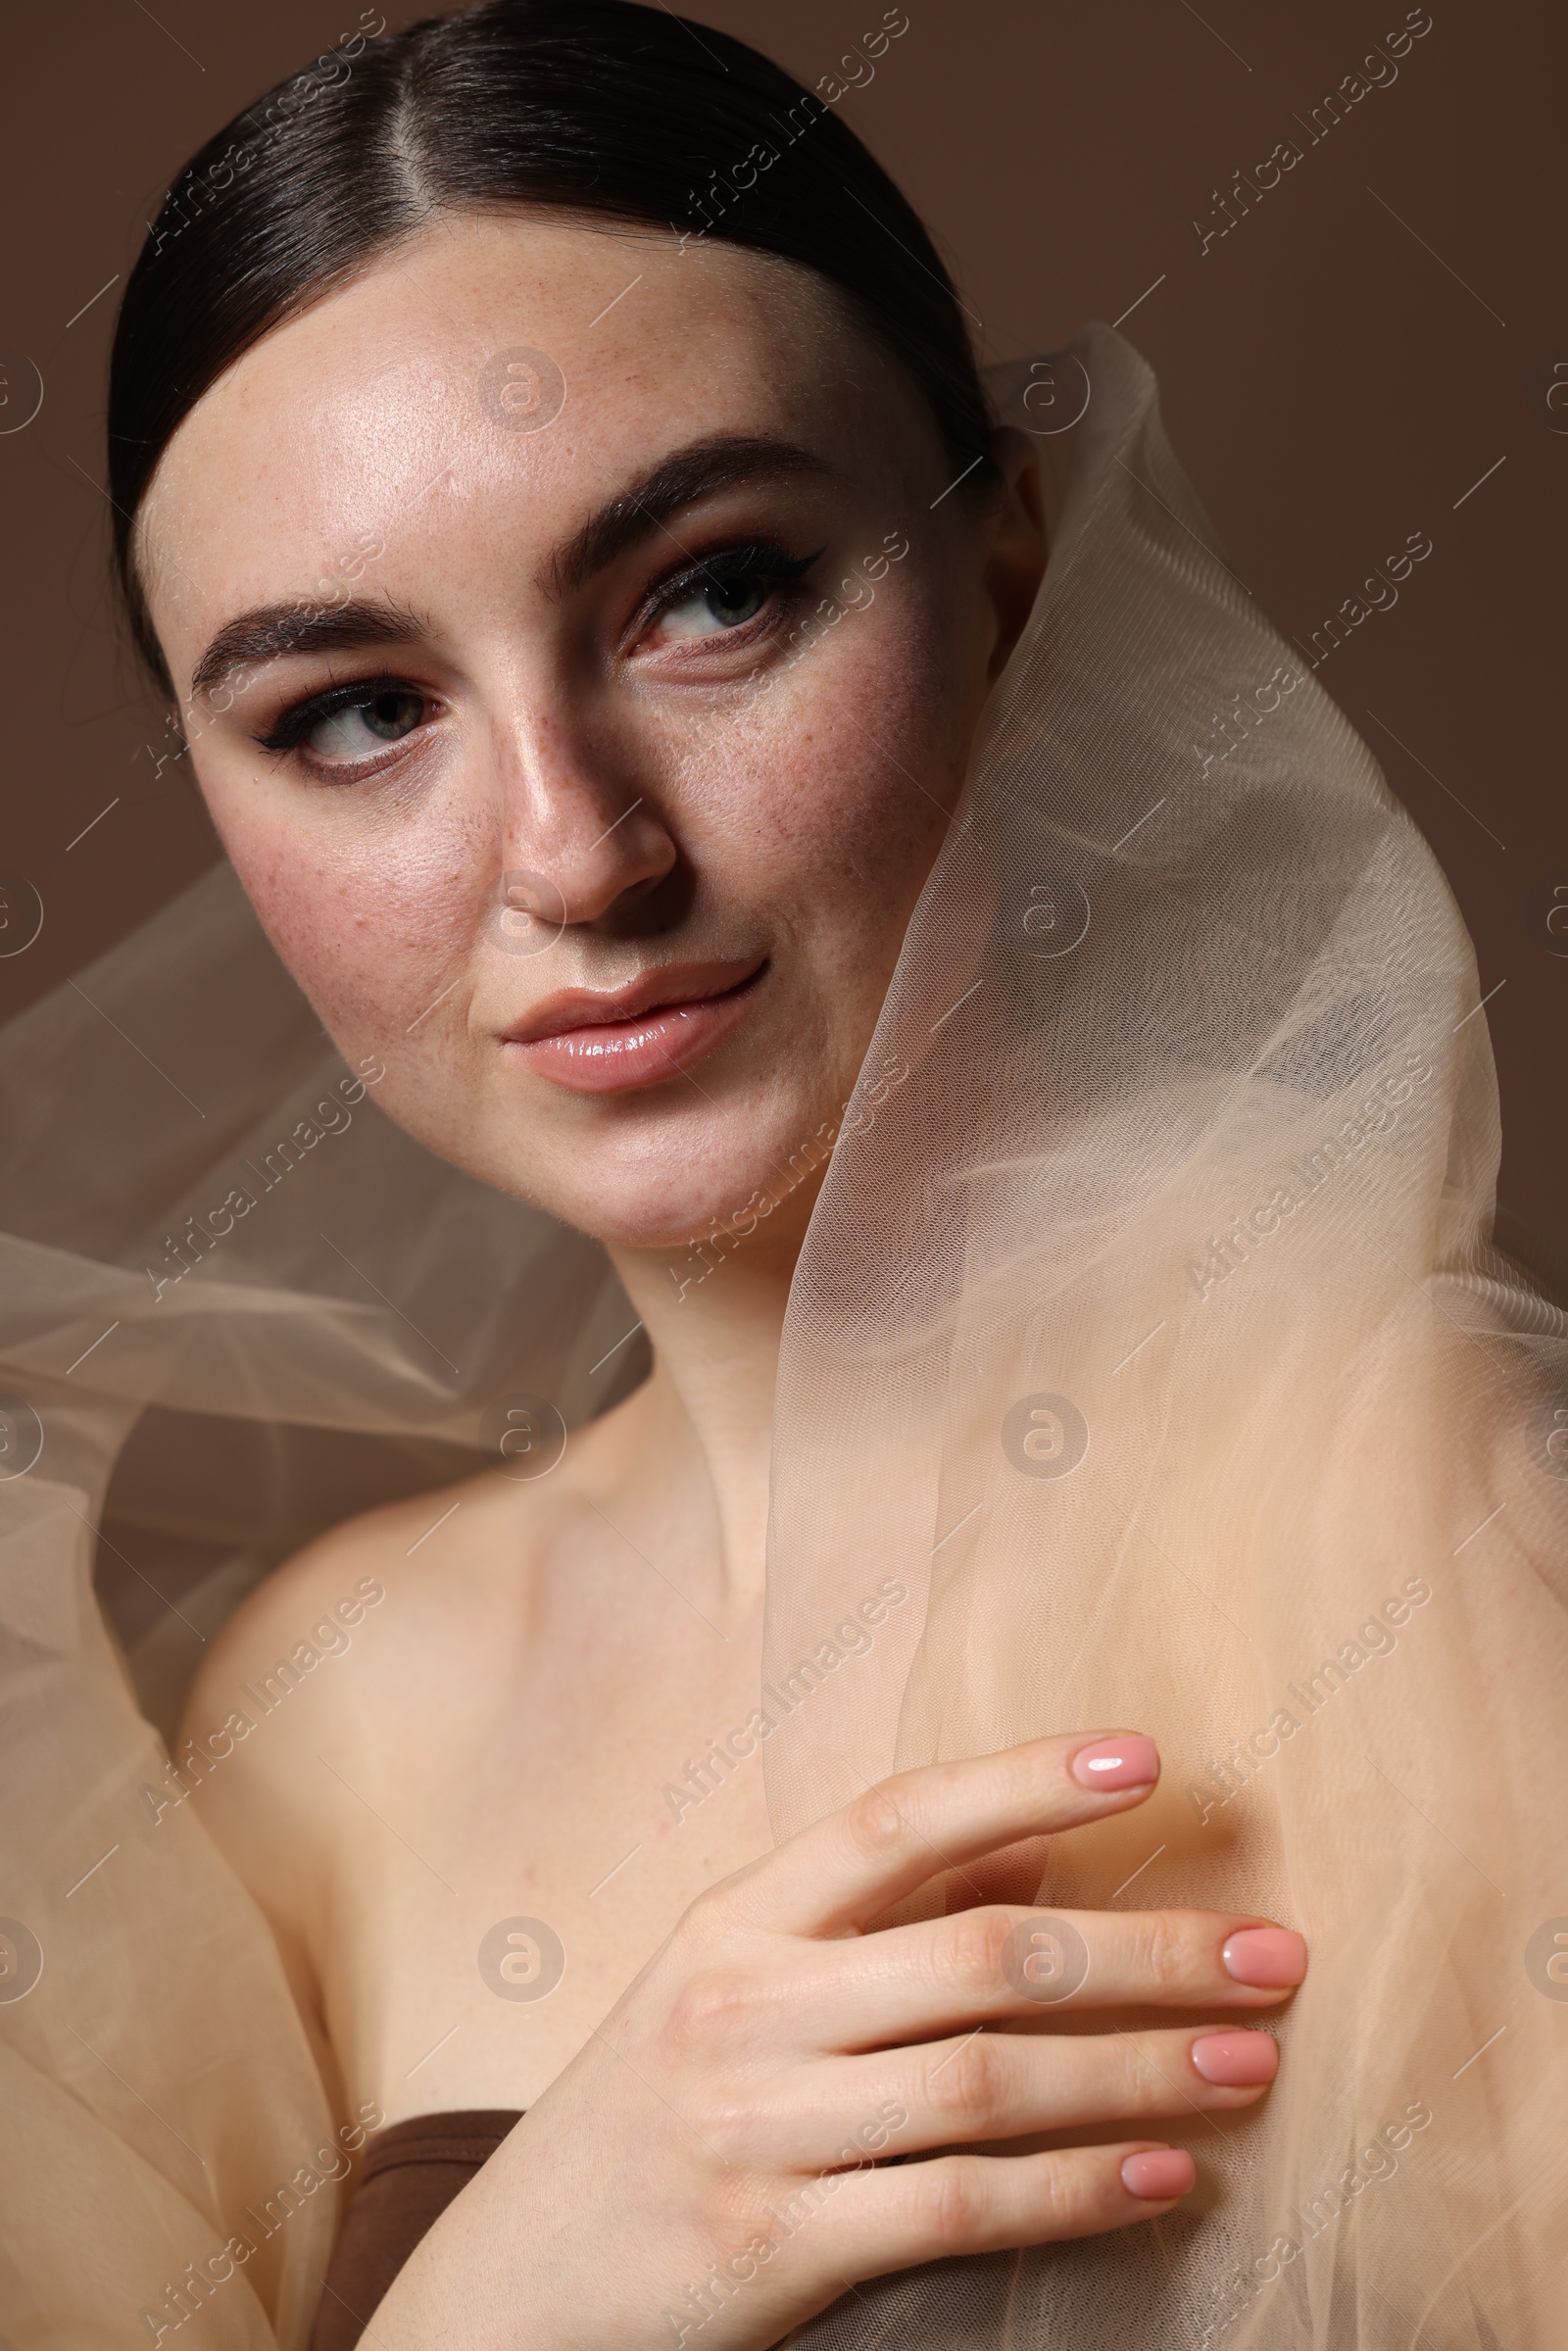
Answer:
[{"left": 606, "top": 1190, "right": 815, "bottom": 1616}]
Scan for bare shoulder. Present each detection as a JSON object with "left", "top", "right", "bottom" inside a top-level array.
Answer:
[
  {"left": 180, "top": 1465, "right": 535, "bottom": 1773},
  {"left": 175, "top": 1388, "right": 651, "bottom": 1951},
  {"left": 177, "top": 1393, "right": 645, "bottom": 1814},
  {"left": 174, "top": 1472, "right": 515, "bottom": 1924}
]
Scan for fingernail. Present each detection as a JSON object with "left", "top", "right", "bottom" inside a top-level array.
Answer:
[
  {"left": 1191, "top": 2032, "right": 1279, "bottom": 2086},
  {"left": 1221, "top": 1927, "right": 1307, "bottom": 1988},
  {"left": 1121, "top": 2148, "right": 1195, "bottom": 2201},
  {"left": 1069, "top": 1735, "right": 1159, "bottom": 1790}
]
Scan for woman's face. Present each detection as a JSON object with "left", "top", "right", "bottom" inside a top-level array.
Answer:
[{"left": 139, "top": 214, "right": 1043, "bottom": 1252}]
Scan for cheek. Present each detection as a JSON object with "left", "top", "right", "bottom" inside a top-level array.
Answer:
[
  {"left": 199, "top": 765, "right": 487, "bottom": 1049},
  {"left": 185, "top": 552, "right": 988, "bottom": 1234},
  {"left": 743, "top": 578, "right": 978, "bottom": 953}
]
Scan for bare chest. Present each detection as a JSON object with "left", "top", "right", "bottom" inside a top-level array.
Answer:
[{"left": 312, "top": 1596, "right": 776, "bottom": 2125}]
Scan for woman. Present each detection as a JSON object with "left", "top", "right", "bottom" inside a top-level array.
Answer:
[{"left": 0, "top": 5, "right": 1562, "bottom": 2349}]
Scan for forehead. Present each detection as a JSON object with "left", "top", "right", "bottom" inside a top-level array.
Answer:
[{"left": 138, "top": 214, "right": 886, "bottom": 648}]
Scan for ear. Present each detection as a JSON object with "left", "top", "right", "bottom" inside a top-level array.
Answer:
[{"left": 982, "top": 425, "right": 1049, "bottom": 684}]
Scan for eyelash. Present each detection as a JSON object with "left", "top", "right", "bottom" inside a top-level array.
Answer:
[
  {"left": 638, "top": 538, "right": 821, "bottom": 633},
  {"left": 255, "top": 674, "right": 410, "bottom": 759},
  {"left": 250, "top": 538, "right": 823, "bottom": 767}
]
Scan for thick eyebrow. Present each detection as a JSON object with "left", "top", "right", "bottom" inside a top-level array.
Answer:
[
  {"left": 543, "top": 432, "right": 832, "bottom": 597},
  {"left": 189, "top": 598, "right": 428, "bottom": 706},
  {"left": 188, "top": 433, "right": 830, "bottom": 706}
]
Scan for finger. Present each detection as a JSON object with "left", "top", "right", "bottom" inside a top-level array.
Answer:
[
  {"left": 811, "top": 2139, "right": 1196, "bottom": 2278},
  {"left": 787, "top": 2023, "right": 1277, "bottom": 2163},
  {"left": 719, "top": 1733, "right": 1160, "bottom": 1936},
  {"left": 795, "top": 1906, "right": 1306, "bottom": 2045}
]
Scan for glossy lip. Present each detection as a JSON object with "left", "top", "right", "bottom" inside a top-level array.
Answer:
[{"left": 501, "top": 957, "right": 767, "bottom": 1095}]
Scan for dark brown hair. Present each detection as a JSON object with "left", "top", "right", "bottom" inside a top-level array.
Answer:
[{"left": 107, "top": 0, "right": 994, "bottom": 696}]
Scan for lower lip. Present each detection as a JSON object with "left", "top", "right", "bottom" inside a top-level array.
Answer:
[{"left": 505, "top": 967, "right": 766, "bottom": 1095}]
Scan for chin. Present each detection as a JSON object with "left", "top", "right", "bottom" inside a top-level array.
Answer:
[{"left": 496, "top": 1097, "right": 840, "bottom": 1258}]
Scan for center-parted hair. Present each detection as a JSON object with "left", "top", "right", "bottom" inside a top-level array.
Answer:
[{"left": 107, "top": 0, "right": 995, "bottom": 695}]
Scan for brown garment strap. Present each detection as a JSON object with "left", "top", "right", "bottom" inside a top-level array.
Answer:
[{"left": 311, "top": 2110, "right": 524, "bottom": 2351}]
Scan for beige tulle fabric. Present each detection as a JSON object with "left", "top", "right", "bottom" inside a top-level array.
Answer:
[{"left": 1, "top": 325, "right": 1563, "bottom": 2347}]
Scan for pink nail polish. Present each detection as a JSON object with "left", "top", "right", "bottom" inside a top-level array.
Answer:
[
  {"left": 1121, "top": 2148, "right": 1195, "bottom": 2201},
  {"left": 1221, "top": 1927, "right": 1307, "bottom": 1987},
  {"left": 1191, "top": 2032, "right": 1279, "bottom": 2086},
  {"left": 1068, "top": 1735, "right": 1158, "bottom": 1790}
]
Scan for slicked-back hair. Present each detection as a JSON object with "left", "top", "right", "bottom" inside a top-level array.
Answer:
[{"left": 108, "top": 0, "right": 995, "bottom": 696}]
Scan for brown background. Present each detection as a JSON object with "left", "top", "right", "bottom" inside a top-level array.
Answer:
[{"left": 2, "top": 0, "right": 1562, "bottom": 1246}]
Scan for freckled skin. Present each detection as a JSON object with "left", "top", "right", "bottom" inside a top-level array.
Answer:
[
  {"left": 141, "top": 216, "right": 1041, "bottom": 1253},
  {"left": 157, "top": 214, "right": 1049, "bottom": 2126}
]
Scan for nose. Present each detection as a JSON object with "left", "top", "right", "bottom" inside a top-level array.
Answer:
[{"left": 493, "top": 708, "right": 677, "bottom": 935}]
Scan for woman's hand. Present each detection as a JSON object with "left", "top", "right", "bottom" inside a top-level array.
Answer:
[{"left": 371, "top": 1732, "right": 1305, "bottom": 2350}]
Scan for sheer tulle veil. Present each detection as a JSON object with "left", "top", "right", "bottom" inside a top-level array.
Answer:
[{"left": 1, "top": 327, "right": 1563, "bottom": 2347}]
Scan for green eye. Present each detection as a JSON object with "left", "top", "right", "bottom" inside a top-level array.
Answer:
[
  {"left": 259, "top": 680, "right": 429, "bottom": 764},
  {"left": 660, "top": 571, "right": 770, "bottom": 639},
  {"left": 307, "top": 689, "right": 425, "bottom": 754},
  {"left": 646, "top": 541, "right": 820, "bottom": 647},
  {"left": 362, "top": 689, "right": 424, "bottom": 739},
  {"left": 701, "top": 573, "right": 768, "bottom": 626}
]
